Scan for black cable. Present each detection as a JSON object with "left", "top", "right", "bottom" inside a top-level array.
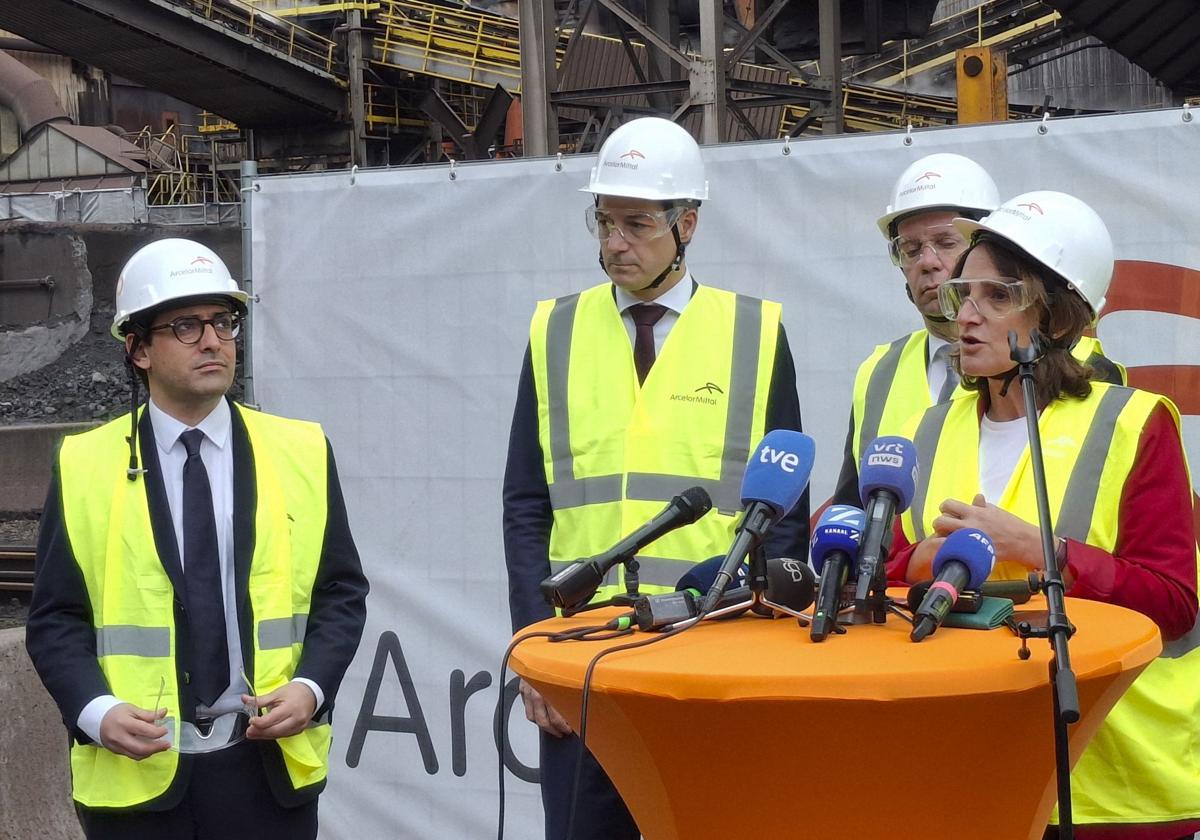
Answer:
[
  {"left": 495, "top": 629, "right": 557, "bottom": 840},
  {"left": 565, "top": 620, "right": 699, "bottom": 840}
]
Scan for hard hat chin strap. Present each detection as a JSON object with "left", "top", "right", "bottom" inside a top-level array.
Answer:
[{"left": 636, "top": 225, "right": 685, "bottom": 293}]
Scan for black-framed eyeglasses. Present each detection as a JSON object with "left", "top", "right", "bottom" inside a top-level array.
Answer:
[{"left": 148, "top": 313, "right": 241, "bottom": 344}]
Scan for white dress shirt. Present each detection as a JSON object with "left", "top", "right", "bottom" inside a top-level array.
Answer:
[
  {"left": 77, "top": 399, "right": 322, "bottom": 743},
  {"left": 613, "top": 270, "right": 694, "bottom": 354}
]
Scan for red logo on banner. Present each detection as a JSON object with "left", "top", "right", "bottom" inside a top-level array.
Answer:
[{"left": 1102, "top": 260, "right": 1200, "bottom": 540}]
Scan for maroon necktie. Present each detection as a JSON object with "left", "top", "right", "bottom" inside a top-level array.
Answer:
[{"left": 631, "top": 303, "right": 669, "bottom": 384}]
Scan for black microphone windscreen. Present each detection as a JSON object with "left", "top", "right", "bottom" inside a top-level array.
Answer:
[
  {"left": 764, "top": 557, "right": 816, "bottom": 612},
  {"left": 678, "top": 486, "right": 714, "bottom": 522}
]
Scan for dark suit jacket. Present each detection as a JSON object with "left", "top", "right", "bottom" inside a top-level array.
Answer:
[{"left": 26, "top": 401, "right": 369, "bottom": 810}]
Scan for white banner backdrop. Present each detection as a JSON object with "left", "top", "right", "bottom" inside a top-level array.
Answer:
[{"left": 250, "top": 108, "right": 1200, "bottom": 839}]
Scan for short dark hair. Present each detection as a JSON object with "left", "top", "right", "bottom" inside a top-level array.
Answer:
[{"left": 950, "top": 233, "right": 1095, "bottom": 407}]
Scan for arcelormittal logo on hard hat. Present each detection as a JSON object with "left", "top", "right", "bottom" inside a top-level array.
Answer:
[
  {"left": 996, "top": 202, "right": 1044, "bottom": 223},
  {"left": 169, "top": 255, "right": 217, "bottom": 278},
  {"left": 899, "top": 170, "right": 941, "bottom": 197},
  {"left": 605, "top": 149, "right": 645, "bottom": 171}
]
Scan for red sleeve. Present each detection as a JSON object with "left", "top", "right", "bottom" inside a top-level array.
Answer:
[
  {"left": 886, "top": 518, "right": 917, "bottom": 585},
  {"left": 1064, "top": 404, "right": 1198, "bottom": 641}
]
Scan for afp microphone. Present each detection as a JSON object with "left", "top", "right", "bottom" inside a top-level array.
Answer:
[
  {"left": 809, "top": 505, "right": 865, "bottom": 642},
  {"left": 854, "top": 436, "right": 918, "bottom": 609},
  {"left": 910, "top": 528, "right": 996, "bottom": 642},
  {"left": 540, "top": 486, "right": 712, "bottom": 610},
  {"left": 697, "top": 430, "right": 815, "bottom": 616}
]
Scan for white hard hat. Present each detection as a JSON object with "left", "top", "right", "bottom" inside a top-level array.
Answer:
[
  {"left": 112, "top": 238, "right": 248, "bottom": 339},
  {"left": 953, "top": 190, "right": 1113, "bottom": 316},
  {"left": 877, "top": 153, "right": 999, "bottom": 245},
  {"left": 581, "top": 117, "right": 708, "bottom": 202}
]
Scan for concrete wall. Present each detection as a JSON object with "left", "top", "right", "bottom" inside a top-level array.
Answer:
[
  {"left": 0, "top": 422, "right": 94, "bottom": 514},
  {"left": 0, "top": 628, "right": 84, "bottom": 840}
]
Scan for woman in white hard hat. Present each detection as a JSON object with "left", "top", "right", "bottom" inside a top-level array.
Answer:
[{"left": 887, "top": 192, "right": 1199, "bottom": 839}]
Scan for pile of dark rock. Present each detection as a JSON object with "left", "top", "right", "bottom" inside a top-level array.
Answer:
[
  {"left": 1, "top": 302, "right": 243, "bottom": 425},
  {"left": 0, "top": 304, "right": 132, "bottom": 425}
]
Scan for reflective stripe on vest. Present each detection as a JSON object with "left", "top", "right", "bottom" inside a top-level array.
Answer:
[
  {"left": 532, "top": 283, "right": 779, "bottom": 594},
  {"left": 901, "top": 384, "right": 1200, "bottom": 823},
  {"left": 58, "top": 405, "right": 332, "bottom": 807},
  {"left": 853, "top": 332, "right": 1121, "bottom": 472}
]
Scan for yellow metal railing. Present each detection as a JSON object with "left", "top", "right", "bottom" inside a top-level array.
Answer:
[
  {"left": 374, "top": 0, "right": 524, "bottom": 89},
  {"left": 168, "top": 0, "right": 342, "bottom": 74},
  {"left": 198, "top": 111, "right": 239, "bottom": 133}
]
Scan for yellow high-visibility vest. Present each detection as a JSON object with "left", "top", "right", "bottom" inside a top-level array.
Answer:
[
  {"left": 850, "top": 330, "right": 1123, "bottom": 467},
  {"left": 901, "top": 384, "right": 1200, "bottom": 825},
  {"left": 59, "top": 404, "right": 332, "bottom": 808},
  {"left": 529, "top": 283, "right": 780, "bottom": 599}
]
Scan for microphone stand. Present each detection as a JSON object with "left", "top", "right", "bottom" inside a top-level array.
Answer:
[
  {"left": 561, "top": 558, "right": 643, "bottom": 617},
  {"left": 1008, "top": 329, "right": 1079, "bottom": 840}
]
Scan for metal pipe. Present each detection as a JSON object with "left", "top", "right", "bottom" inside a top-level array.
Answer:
[
  {"left": 0, "top": 276, "right": 54, "bottom": 290},
  {"left": 240, "top": 159, "right": 258, "bottom": 408}
]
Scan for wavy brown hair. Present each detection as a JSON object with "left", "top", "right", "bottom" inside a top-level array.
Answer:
[{"left": 950, "top": 233, "right": 1095, "bottom": 408}]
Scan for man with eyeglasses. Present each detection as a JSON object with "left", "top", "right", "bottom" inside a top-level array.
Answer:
[
  {"left": 26, "top": 238, "right": 369, "bottom": 840},
  {"left": 503, "top": 116, "right": 809, "bottom": 840},
  {"left": 832, "top": 154, "right": 1123, "bottom": 507}
]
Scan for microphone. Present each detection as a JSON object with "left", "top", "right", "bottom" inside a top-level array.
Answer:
[
  {"left": 540, "top": 486, "right": 712, "bottom": 610},
  {"left": 636, "top": 556, "right": 813, "bottom": 631},
  {"left": 697, "top": 430, "right": 815, "bottom": 616},
  {"left": 759, "top": 555, "right": 816, "bottom": 617},
  {"left": 906, "top": 576, "right": 1036, "bottom": 613},
  {"left": 809, "top": 505, "right": 866, "bottom": 642},
  {"left": 853, "top": 436, "right": 918, "bottom": 612},
  {"left": 910, "top": 528, "right": 996, "bottom": 642}
]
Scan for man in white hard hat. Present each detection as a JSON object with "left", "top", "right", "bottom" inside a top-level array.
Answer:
[
  {"left": 26, "top": 238, "right": 369, "bottom": 840},
  {"left": 503, "top": 116, "right": 810, "bottom": 839},
  {"left": 832, "top": 154, "right": 1124, "bottom": 507}
]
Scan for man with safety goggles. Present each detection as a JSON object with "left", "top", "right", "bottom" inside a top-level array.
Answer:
[
  {"left": 831, "top": 153, "right": 1124, "bottom": 508},
  {"left": 503, "top": 116, "right": 809, "bottom": 840}
]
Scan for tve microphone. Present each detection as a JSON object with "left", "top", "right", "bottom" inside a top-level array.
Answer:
[
  {"left": 540, "top": 486, "right": 712, "bottom": 610},
  {"left": 697, "top": 430, "right": 815, "bottom": 616},
  {"left": 809, "top": 505, "right": 866, "bottom": 642},
  {"left": 910, "top": 528, "right": 996, "bottom": 642},
  {"left": 854, "top": 436, "right": 918, "bottom": 610}
]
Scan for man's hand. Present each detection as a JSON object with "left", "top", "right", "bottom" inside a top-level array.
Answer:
[
  {"left": 934, "top": 494, "right": 1042, "bottom": 570},
  {"left": 243, "top": 682, "right": 317, "bottom": 740},
  {"left": 99, "top": 703, "right": 171, "bottom": 760},
  {"left": 518, "top": 679, "right": 572, "bottom": 737}
]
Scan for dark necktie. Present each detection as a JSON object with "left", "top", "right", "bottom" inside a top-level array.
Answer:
[
  {"left": 631, "top": 303, "right": 669, "bottom": 384},
  {"left": 180, "top": 429, "right": 229, "bottom": 707},
  {"left": 934, "top": 345, "right": 960, "bottom": 403}
]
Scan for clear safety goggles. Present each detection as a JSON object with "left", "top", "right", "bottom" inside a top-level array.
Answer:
[
  {"left": 585, "top": 206, "right": 683, "bottom": 244},
  {"left": 890, "top": 223, "right": 968, "bottom": 267},
  {"left": 938, "top": 277, "right": 1036, "bottom": 320},
  {"left": 148, "top": 672, "right": 260, "bottom": 754}
]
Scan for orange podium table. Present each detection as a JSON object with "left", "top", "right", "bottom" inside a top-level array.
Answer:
[{"left": 510, "top": 597, "right": 1160, "bottom": 840}]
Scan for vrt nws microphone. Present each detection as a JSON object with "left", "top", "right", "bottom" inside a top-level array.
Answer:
[
  {"left": 910, "top": 528, "right": 996, "bottom": 642},
  {"left": 809, "top": 505, "right": 866, "bottom": 642},
  {"left": 540, "top": 486, "right": 712, "bottom": 610},
  {"left": 697, "top": 430, "right": 815, "bottom": 617},
  {"left": 854, "top": 436, "right": 918, "bottom": 613}
]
